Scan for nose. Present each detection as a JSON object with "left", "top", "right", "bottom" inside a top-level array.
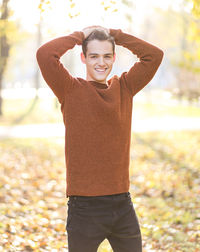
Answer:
[{"left": 98, "top": 56, "right": 106, "bottom": 66}]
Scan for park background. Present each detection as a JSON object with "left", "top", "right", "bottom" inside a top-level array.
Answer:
[{"left": 0, "top": 0, "right": 200, "bottom": 251}]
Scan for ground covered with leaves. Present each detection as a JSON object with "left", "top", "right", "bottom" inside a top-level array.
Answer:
[{"left": 0, "top": 131, "right": 199, "bottom": 251}]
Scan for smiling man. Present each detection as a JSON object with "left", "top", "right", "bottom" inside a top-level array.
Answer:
[
  {"left": 81, "top": 27, "right": 116, "bottom": 85},
  {"left": 36, "top": 25, "right": 164, "bottom": 252}
]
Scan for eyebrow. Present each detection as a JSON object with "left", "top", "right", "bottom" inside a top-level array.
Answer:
[{"left": 88, "top": 53, "right": 113, "bottom": 56}]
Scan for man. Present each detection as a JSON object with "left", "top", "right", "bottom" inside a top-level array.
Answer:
[{"left": 36, "top": 25, "right": 164, "bottom": 252}]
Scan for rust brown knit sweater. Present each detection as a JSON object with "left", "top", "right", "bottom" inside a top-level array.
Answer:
[{"left": 36, "top": 29, "right": 164, "bottom": 197}]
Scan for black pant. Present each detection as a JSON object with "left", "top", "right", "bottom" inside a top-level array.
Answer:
[{"left": 66, "top": 192, "right": 142, "bottom": 252}]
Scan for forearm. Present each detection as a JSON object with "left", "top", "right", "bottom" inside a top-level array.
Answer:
[
  {"left": 109, "top": 28, "right": 164, "bottom": 96},
  {"left": 36, "top": 31, "right": 84, "bottom": 103},
  {"left": 110, "top": 28, "right": 163, "bottom": 64},
  {"left": 36, "top": 31, "right": 84, "bottom": 66}
]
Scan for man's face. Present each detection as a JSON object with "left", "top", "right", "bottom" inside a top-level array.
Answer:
[{"left": 81, "top": 39, "right": 116, "bottom": 84}]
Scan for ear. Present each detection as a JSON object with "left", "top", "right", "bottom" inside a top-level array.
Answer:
[{"left": 81, "top": 52, "right": 86, "bottom": 64}]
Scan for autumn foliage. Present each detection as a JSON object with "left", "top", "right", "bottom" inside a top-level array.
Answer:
[{"left": 0, "top": 131, "right": 199, "bottom": 251}]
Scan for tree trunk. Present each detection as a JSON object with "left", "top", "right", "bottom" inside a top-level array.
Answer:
[
  {"left": 0, "top": 72, "right": 3, "bottom": 115},
  {"left": 34, "top": 15, "right": 42, "bottom": 98},
  {"left": 0, "top": 0, "right": 10, "bottom": 116}
]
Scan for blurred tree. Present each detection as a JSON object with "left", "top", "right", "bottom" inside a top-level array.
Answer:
[
  {"left": 179, "top": 0, "right": 200, "bottom": 72},
  {"left": 176, "top": 0, "right": 200, "bottom": 102},
  {"left": 34, "top": 0, "right": 49, "bottom": 100},
  {"left": 121, "top": 0, "right": 135, "bottom": 32},
  {"left": 25, "top": 0, "right": 51, "bottom": 116},
  {"left": 153, "top": 0, "right": 200, "bottom": 102},
  {"left": 0, "top": 0, "right": 10, "bottom": 116},
  {"left": 190, "top": 0, "right": 200, "bottom": 17}
]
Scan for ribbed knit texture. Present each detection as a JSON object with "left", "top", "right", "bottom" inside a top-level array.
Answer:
[{"left": 36, "top": 29, "right": 164, "bottom": 197}]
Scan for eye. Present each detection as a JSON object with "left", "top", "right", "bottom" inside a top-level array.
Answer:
[
  {"left": 91, "top": 55, "right": 97, "bottom": 58},
  {"left": 105, "top": 55, "right": 112, "bottom": 58}
]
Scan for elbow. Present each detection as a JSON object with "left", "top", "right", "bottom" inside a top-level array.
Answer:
[
  {"left": 36, "top": 45, "right": 49, "bottom": 66},
  {"left": 160, "top": 49, "right": 164, "bottom": 59},
  {"left": 36, "top": 45, "right": 57, "bottom": 64},
  {"left": 153, "top": 48, "right": 164, "bottom": 67},
  {"left": 157, "top": 48, "right": 164, "bottom": 63},
  {"left": 36, "top": 48, "right": 41, "bottom": 64},
  {"left": 36, "top": 46, "right": 43, "bottom": 62}
]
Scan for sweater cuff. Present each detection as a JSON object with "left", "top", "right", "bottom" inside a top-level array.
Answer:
[
  {"left": 69, "top": 31, "right": 85, "bottom": 45},
  {"left": 109, "top": 28, "right": 123, "bottom": 43}
]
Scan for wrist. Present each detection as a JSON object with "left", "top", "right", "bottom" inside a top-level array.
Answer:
[
  {"left": 82, "top": 26, "right": 109, "bottom": 39},
  {"left": 69, "top": 31, "right": 85, "bottom": 45}
]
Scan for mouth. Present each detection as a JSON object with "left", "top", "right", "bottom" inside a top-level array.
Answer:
[{"left": 95, "top": 68, "right": 108, "bottom": 73}]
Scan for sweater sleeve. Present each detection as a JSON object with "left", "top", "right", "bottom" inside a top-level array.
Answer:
[
  {"left": 110, "top": 29, "right": 164, "bottom": 97},
  {"left": 36, "top": 31, "right": 84, "bottom": 104}
]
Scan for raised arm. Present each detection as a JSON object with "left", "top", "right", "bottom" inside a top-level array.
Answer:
[
  {"left": 110, "top": 29, "right": 164, "bottom": 97},
  {"left": 36, "top": 31, "right": 84, "bottom": 104}
]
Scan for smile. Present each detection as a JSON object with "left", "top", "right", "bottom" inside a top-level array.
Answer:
[{"left": 95, "top": 68, "right": 107, "bottom": 73}]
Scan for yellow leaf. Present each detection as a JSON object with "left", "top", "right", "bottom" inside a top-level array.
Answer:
[
  {"left": 70, "top": 3, "right": 75, "bottom": 8},
  {"left": 104, "top": 6, "right": 110, "bottom": 11}
]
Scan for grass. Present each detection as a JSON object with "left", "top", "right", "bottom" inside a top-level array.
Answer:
[
  {"left": 0, "top": 131, "right": 200, "bottom": 251},
  {"left": 133, "top": 101, "right": 200, "bottom": 118},
  {"left": 0, "top": 98, "right": 63, "bottom": 126}
]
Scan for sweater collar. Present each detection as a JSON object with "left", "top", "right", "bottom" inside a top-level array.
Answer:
[{"left": 89, "top": 81, "right": 108, "bottom": 89}]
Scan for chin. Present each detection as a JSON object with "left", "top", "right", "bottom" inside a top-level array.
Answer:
[{"left": 94, "top": 75, "right": 109, "bottom": 82}]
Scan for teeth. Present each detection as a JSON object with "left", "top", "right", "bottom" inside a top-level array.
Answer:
[{"left": 95, "top": 68, "right": 107, "bottom": 72}]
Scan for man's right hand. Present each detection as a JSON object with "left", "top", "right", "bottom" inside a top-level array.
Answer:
[{"left": 82, "top": 25, "right": 110, "bottom": 39}]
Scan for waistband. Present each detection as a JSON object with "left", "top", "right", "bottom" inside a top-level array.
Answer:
[{"left": 69, "top": 192, "right": 130, "bottom": 200}]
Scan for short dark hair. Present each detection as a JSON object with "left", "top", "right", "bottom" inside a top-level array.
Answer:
[{"left": 82, "top": 29, "right": 115, "bottom": 57}]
